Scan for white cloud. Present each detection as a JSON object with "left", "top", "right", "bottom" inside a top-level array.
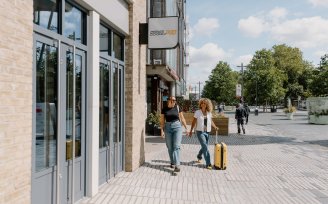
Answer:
[
  {"left": 238, "top": 7, "right": 328, "bottom": 50},
  {"left": 271, "top": 16, "right": 328, "bottom": 48},
  {"left": 187, "top": 43, "right": 231, "bottom": 84},
  {"left": 269, "top": 7, "right": 288, "bottom": 19},
  {"left": 193, "top": 18, "right": 219, "bottom": 36},
  {"left": 232, "top": 55, "right": 253, "bottom": 70},
  {"left": 314, "top": 50, "right": 328, "bottom": 59},
  {"left": 308, "top": 0, "right": 328, "bottom": 7},
  {"left": 238, "top": 16, "right": 267, "bottom": 38}
]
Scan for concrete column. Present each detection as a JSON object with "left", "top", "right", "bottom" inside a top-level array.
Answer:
[
  {"left": 86, "top": 11, "right": 100, "bottom": 197},
  {"left": 170, "top": 81, "right": 176, "bottom": 96}
]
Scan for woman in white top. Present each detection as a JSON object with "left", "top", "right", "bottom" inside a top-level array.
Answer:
[{"left": 188, "top": 98, "right": 218, "bottom": 170}]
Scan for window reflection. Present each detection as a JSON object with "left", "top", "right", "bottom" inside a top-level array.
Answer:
[
  {"left": 64, "top": 2, "right": 85, "bottom": 44},
  {"left": 65, "top": 51, "right": 74, "bottom": 160},
  {"left": 33, "top": 0, "right": 59, "bottom": 32},
  {"left": 99, "top": 62, "right": 110, "bottom": 148},
  {"left": 113, "top": 63, "right": 118, "bottom": 142},
  {"left": 100, "top": 25, "right": 111, "bottom": 55},
  {"left": 35, "top": 41, "right": 58, "bottom": 172},
  {"left": 75, "top": 54, "right": 82, "bottom": 157},
  {"left": 113, "top": 33, "right": 123, "bottom": 61},
  {"left": 65, "top": 52, "right": 83, "bottom": 160}
]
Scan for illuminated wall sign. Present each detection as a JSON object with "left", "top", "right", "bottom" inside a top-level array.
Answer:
[{"left": 148, "top": 17, "right": 179, "bottom": 49}]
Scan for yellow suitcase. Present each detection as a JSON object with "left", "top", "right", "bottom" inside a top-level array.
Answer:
[{"left": 214, "top": 131, "right": 227, "bottom": 170}]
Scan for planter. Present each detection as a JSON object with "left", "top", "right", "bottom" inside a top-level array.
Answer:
[
  {"left": 286, "top": 112, "right": 294, "bottom": 120},
  {"left": 146, "top": 123, "right": 153, "bottom": 135},
  {"left": 153, "top": 126, "right": 161, "bottom": 136},
  {"left": 309, "top": 115, "right": 328, "bottom": 125},
  {"left": 307, "top": 97, "right": 328, "bottom": 125},
  {"left": 145, "top": 123, "right": 161, "bottom": 135},
  {"left": 210, "top": 117, "right": 229, "bottom": 136}
]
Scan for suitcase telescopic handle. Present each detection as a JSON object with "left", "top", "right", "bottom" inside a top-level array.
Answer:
[{"left": 216, "top": 130, "right": 218, "bottom": 144}]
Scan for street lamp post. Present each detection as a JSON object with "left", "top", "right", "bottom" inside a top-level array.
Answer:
[{"left": 237, "top": 63, "right": 248, "bottom": 103}]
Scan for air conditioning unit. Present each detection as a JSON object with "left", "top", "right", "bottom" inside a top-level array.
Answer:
[{"left": 153, "top": 59, "right": 162, "bottom": 65}]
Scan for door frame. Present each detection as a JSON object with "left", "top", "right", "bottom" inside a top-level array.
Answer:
[
  {"left": 98, "top": 57, "right": 125, "bottom": 186},
  {"left": 59, "top": 43, "right": 86, "bottom": 204},
  {"left": 32, "top": 32, "right": 87, "bottom": 204}
]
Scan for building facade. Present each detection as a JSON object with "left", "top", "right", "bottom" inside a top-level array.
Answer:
[
  {"left": 146, "top": 0, "right": 187, "bottom": 114},
  {"left": 0, "top": 0, "right": 146, "bottom": 203}
]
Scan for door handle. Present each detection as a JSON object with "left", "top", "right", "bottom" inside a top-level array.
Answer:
[{"left": 59, "top": 173, "right": 63, "bottom": 179}]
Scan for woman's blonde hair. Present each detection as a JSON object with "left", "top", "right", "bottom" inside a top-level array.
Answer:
[{"left": 198, "top": 98, "right": 213, "bottom": 112}]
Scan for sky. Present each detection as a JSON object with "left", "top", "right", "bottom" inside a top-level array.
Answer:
[{"left": 186, "top": 0, "right": 328, "bottom": 90}]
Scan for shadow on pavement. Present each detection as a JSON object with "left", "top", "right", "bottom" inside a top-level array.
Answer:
[
  {"left": 146, "top": 134, "right": 300, "bottom": 146},
  {"left": 146, "top": 136, "right": 165, "bottom": 143},
  {"left": 142, "top": 161, "right": 173, "bottom": 175},
  {"left": 144, "top": 160, "right": 210, "bottom": 173},
  {"left": 306, "top": 140, "right": 328, "bottom": 148}
]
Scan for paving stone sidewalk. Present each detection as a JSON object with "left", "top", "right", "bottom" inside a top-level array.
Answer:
[{"left": 81, "top": 112, "right": 328, "bottom": 204}]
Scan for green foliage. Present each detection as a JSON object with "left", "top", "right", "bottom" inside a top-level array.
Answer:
[
  {"left": 272, "top": 44, "right": 311, "bottom": 100},
  {"left": 244, "top": 49, "right": 285, "bottom": 106},
  {"left": 146, "top": 112, "right": 160, "bottom": 126},
  {"left": 309, "top": 54, "right": 328, "bottom": 97},
  {"left": 202, "top": 61, "right": 238, "bottom": 105},
  {"left": 309, "top": 109, "right": 328, "bottom": 117}
]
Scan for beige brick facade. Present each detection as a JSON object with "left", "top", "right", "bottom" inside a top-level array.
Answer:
[
  {"left": 0, "top": 1, "right": 33, "bottom": 204},
  {"left": 124, "top": 1, "right": 147, "bottom": 172}
]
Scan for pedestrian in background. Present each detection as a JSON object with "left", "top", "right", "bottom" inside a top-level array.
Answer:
[
  {"left": 244, "top": 103, "right": 250, "bottom": 124},
  {"left": 235, "top": 103, "right": 246, "bottom": 134},
  {"left": 160, "top": 96, "right": 188, "bottom": 175},
  {"left": 188, "top": 98, "right": 219, "bottom": 170}
]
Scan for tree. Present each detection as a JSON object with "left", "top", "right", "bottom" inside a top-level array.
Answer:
[
  {"left": 202, "top": 61, "right": 238, "bottom": 105},
  {"left": 244, "top": 49, "right": 285, "bottom": 108},
  {"left": 310, "top": 54, "right": 328, "bottom": 96},
  {"left": 272, "top": 44, "right": 309, "bottom": 101}
]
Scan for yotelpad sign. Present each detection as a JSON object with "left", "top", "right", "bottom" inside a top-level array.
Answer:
[{"left": 148, "top": 17, "right": 179, "bottom": 49}]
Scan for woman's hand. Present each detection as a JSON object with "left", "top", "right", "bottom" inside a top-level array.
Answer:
[{"left": 161, "top": 129, "right": 165, "bottom": 139}]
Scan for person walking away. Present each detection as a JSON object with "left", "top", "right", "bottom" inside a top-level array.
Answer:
[
  {"left": 160, "top": 96, "right": 188, "bottom": 175},
  {"left": 235, "top": 103, "right": 246, "bottom": 134},
  {"left": 188, "top": 98, "right": 219, "bottom": 170},
  {"left": 244, "top": 103, "right": 250, "bottom": 124}
]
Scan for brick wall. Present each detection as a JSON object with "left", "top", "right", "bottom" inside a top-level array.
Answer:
[
  {"left": 124, "top": 1, "right": 147, "bottom": 172},
  {"left": 0, "top": 1, "right": 33, "bottom": 203}
]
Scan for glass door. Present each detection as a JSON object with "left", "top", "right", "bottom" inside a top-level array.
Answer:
[
  {"left": 99, "top": 58, "right": 112, "bottom": 183},
  {"left": 32, "top": 35, "right": 59, "bottom": 204},
  {"left": 99, "top": 59, "right": 124, "bottom": 185},
  {"left": 59, "top": 43, "right": 85, "bottom": 204},
  {"left": 112, "top": 62, "right": 123, "bottom": 175},
  {"left": 32, "top": 35, "right": 86, "bottom": 204}
]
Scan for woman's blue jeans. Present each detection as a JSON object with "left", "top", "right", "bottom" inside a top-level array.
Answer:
[
  {"left": 196, "top": 131, "right": 211, "bottom": 166},
  {"left": 164, "top": 121, "right": 182, "bottom": 167}
]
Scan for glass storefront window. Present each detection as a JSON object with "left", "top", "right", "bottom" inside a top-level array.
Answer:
[
  {"left": 33, "top": 0, "right": 59, "bottom": 33},
  {"left": 35, "top": 41, "right": 58, "bottom": 172},
  {"left": 64, "top": 2, "right": 85, "bottom": 44},
  {"left": 113, "top": 33, "right": 124, "bottom": 61},
  {"left": 100, "top": 25, "right": 111, "bottom": 55},
  {"left": 99, "top": 62, "right": 110, "bottom": 148}
]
